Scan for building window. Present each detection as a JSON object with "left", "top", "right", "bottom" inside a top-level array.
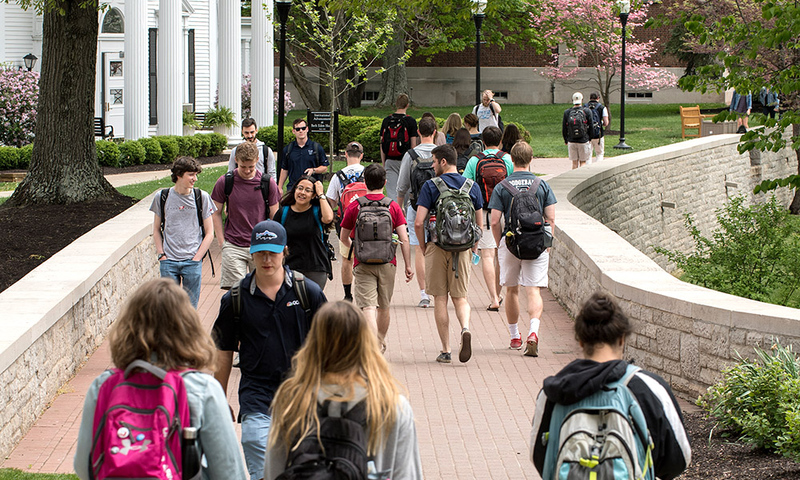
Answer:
[
  {"left": 361, "top": 91, "right": 379, "bottom": 101},
  {"left": 102, "top": 8, "right": 124, "bottom": 34},
  {"left": 111, "top": 89, "right": 123, "bottom": 105},
  {"left": 493, "top": 91, "right": 508, "bottom": 100},
  {"left": 627, "top": 92, "right": 653, "bottom": 99},
  {"left": 110, "top": 61, "right": 122, "bottom": 77},
  {"left": 149, "top": 28, "right": 158, "bottom": 125}
]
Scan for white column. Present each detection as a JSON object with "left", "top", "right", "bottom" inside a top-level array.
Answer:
[
  {"left": 251, "top": 0, "right": 274, "bottom": 127},
  {"left": 218, "top": 0, "right": 242, "bottom": 141},
  {"left": 158, "top": 0, "right": 183, "bottom": 136},
  {"left": 125, "top": 1, "right": 148, "bottom": 140}
]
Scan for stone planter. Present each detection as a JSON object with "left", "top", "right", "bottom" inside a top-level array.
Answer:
[{"left": 183, "top": 125, "right": 196, "bottom": 137}]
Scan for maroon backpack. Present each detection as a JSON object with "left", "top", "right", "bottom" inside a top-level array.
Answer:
[{"left": 475, "top": 151, "right": 508, "bottom": 205}]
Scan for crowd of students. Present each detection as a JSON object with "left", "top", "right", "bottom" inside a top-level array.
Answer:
[{"left": 72, "top": 96, "right": 691, "bottom": 480}]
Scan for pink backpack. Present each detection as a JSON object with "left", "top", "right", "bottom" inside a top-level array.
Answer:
[{"left": 90, "top": 360, "right": 192, "bottom": 480}]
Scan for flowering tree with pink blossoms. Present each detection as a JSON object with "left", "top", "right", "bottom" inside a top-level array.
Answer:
[
  {"left": 532, "top": 0, "right": 676, "bottom": 107},
  {"left": 0, "top": 68, "right": 39, "bottom": 147},
  {"left": 240, "top": 75, "right": 295, "bottom": 120}
]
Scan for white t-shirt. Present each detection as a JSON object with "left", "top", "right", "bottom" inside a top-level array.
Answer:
[{"left": 474, "top": 103, "right": 499, "bottom": 132}]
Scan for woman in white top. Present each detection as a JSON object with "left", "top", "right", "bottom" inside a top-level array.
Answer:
[{"left": 265, "top": 301, "right": 423, "bottom": 480}]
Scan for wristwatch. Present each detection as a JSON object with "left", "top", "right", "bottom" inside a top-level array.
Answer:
[
  {"left": 318, "top": 194, "right": 327, "bottom": 200},
  {"left": 158, "top": 253, "right": 166, "bottom": 260}
]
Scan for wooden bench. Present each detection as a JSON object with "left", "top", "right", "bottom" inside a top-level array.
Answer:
[
  {"left": 94, "top": 117, "right": 114, "bottom": 139},
  {"left": 679, "top": 105, "right": 713, "bottom": 139}
]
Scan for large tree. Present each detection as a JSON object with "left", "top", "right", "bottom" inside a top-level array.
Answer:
[
  {"left": 533, "top": 0, "right": 676, "bottom": 107},
  {"left": 674, "top": 0, "right": 800, "bottom": 211},
  {"left": 5, "top": 0, "right": 116, "bottom": 206}
]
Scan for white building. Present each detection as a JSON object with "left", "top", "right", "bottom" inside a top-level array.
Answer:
[{"left": 0, "top": 0, "right": 276, "bottom": 141}]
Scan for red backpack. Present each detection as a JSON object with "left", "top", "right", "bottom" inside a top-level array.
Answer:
[
  {"left": 336, "top": 170, "right": 367, "bottom": 223},
  {"left": 90, "top": 360, "right": 193, "bottom": 480},
  {"left": 475, "top": 151, "right": 508, "bottom": 205},
  {"left": 381, "top": 115, "right": 411, "bottom": 159}
]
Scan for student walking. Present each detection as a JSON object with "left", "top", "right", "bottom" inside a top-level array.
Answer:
[
  {"left": 563, "top": 92, "right": 594, "bottom": 169},
  {"left": 265, "top": 301, "right": 423, "bottom": 480},
  {"left": 339, "top": 163, "right": 413, "bottom": 352},
  {"left": 74, "top": 278, "right": 247, "bottom": 480},
  {"left": 530, "top": 292, "right": 691, "bottom": 480},
  {"left": 489, "top": 141, "right": 556, "bottom": 356},
  {"left": 413, "top": 144, "right": 483, "bottom": 364}
]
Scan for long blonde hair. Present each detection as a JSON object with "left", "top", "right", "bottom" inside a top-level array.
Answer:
[
  {"left": 268, "top": 301, "right": 403, "bottom": 455},
  {"left": 443, "top": 113, "right": 463, "bottom": 137},
  {"left": 108, "top": 278, "right": 217, "bottom": 371}
]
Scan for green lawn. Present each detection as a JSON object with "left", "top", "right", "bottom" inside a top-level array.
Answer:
[
  {"left": 0, "top": 469, "right": 77, "bottom": 480},
  {"left": 0, "top": 182, "right": 18, "bottom": 192}
]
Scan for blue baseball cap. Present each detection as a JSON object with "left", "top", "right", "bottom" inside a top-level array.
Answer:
[{"left": 250, "top": 220, "right": 287, "bottom": 254}]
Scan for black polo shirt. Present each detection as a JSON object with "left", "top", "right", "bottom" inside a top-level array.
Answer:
[{"left": 212, "top": 267, "right": 327, "bottom": 415}]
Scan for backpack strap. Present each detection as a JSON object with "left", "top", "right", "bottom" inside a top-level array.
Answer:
[
  {"left": 312, "top": 205, "right": 323, "bottom": 239},
  {"left": 408, "top": 148, "right": 419, "bottom": 164},
  {"left": 459, "top": 178, "right": 475, "bottom": 196},
  {"left": 498, "top": 178, "right": 520, "bottom": 196},
  {"left": 292, "top": 270, "right": 312, "bottom": 318},
  {"left": 259, "top": 174, "right": 271, "bottom": 218},
  {"left": 432, "top": 176, "right": 450, "bottom": 196},
  {"left": 124, "top": 359, "right": 167, "bottom": 380},
  {"left": 224, "top": 171, "right": 234, "bottom": 199},
  {"left": 336, "top": 170, "right": 347, "bottom": 188},
  {"left": 230, "top": 278, "right": 243, "bottom": 345},
  {"left": 159, "top": 188, "right": 170, "bottom": 234},
  {"left": 194, "top": 188, "right": 215, "bottom": 277},
  {"left": 279, "top": 206, "right": 289, "bottom": 226}
]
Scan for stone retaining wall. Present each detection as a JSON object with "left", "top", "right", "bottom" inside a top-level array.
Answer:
[
  {"left": 547, "top": 133, "right": 800, "bottom": 400},
  {"left": 0, "top": 196, "right": 158, "bottom": 461}
]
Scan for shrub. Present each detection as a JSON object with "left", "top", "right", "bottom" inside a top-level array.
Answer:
[
  {"left": 206, "top": 133, "right": 228, "bottom": 156},
  {"left": 507, "top": 122, "right": 532, "bottom": 143},
  {"left": 256, "top": 126, "right": 293, "bottom": 152},
  {"left": 119, "top": 140, "right": 147, "bottom": 167},
  {"left": 96, "top": 140, "right": 121, "bottom": 167},
  {"left": 354, "top": 124, "right": 382, "bottom": 161},
  {"left": 139, "top": 137, "right": 163, "bottom": 164},
  {"left": 0, "top": 146, "right": 20, "bottom": 170},
  {"left": 154, "top": 135, "right": 179, "bottom": 164},
  {"left": 175, "top": 135, "right": 201, "bottom": 158},
  {"left": 195, "top": 134, "right": 212, "bottom": 157},
  {"left": 0, "top": 69, "right": 39, "bottom": 147},
  {"left": 18, "top": 143, "right": 33, "bottom": 169},
  {"left": 698, "top": 343, "right": 800, "bottom": 461},
  {"left": 655, "top": 195, "right": 800, "bottom": 307}
]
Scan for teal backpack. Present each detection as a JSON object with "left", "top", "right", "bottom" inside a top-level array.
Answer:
[{"left": 539, "top": 364, "right": 655, "bottom": 480}]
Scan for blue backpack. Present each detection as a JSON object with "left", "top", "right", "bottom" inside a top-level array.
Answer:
[{"left": 539, "top": 364, "right": 654, "bottom": 480}]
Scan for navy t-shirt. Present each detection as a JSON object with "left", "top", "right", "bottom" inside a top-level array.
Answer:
[{"left": 212, "top": 268, "right": 327, "bottom": 416}]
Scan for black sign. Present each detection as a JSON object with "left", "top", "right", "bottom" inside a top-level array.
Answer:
[{"left": 308, "top": 111, "right": 333, "bottom": 134}]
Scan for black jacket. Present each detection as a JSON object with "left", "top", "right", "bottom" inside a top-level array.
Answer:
[{"left": 530, "top": 359, "right": 691, "bottom": 480}]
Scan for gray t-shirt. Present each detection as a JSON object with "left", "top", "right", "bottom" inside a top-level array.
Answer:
[
  {"left": 150, "top": 187, "right": 216, "bottom": 261},
  {"left": 488, "top": 171, "right": 557, "bottom": 225},
  {"left": 228, "top": 140, "right": 276, "bottom": 179},
  {"left": 396, "top": 143, "right": 437, "bottom": 205}
]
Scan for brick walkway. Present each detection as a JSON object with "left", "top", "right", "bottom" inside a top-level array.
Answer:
[{"left": 1, "top": 241, "right": 580, "bottom": 479}]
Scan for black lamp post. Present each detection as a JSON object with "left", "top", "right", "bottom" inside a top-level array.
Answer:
[
  {"left": 473, "top": 0, "right": 487, "bottom": 106},
  {"left": 23, "top": 53, "right": 37, "bottom": 72},
  {"left": 276, "top": 0, "right": 292, "bottom": 169},
  {"left": 614, "top": 0, "right": 632, "bottom": 150}
]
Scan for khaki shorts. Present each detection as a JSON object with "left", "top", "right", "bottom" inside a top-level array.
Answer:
[
  {"left": 353, "top": 263, "right": 396, "bottom": 309},
  {"left": 424, "top": 244, "right": 471, "bottom": 298},
  {"left": 568, "top": 142, "right": 592, "bottom": 163},
  {"left": 220, "top": 241, "right": 254, "bottom": 289},
  {"left": 477, "top": 213, "right": 499, "bottom": 249}
]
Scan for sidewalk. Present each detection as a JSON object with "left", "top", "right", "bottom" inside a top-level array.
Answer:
[{"left": 2, "top": 156, "right": 582, "bottom": 479}]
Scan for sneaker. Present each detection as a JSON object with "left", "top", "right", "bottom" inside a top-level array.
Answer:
[
  {"left": 418, "top": 298, "right": 431, "bottom": 308},
  {"left": 510, "top": 336, "right": 523, "bottom": 350},
  {"left": 737, "top": 125, "right": 747, "bottom": 134},
  {"left": 343, "top": 295, "right": 353, "bottom": 302},
  {"left": 524, "top": 332, "right": 539, "bottom": 357},
  {"left": 436, "top": 352, "right": 452, "bottom": 363},
  {"left": 459, "top": 328, "right": 472, "bottom": 363},
  {"left": 232, "top": 352, "right": 241, "bottom": 368}
]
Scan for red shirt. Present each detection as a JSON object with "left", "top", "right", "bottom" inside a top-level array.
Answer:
[{"left": 340, "top": 193, "right": 407, "bottom": 267}]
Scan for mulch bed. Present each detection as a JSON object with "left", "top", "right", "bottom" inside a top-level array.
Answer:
[{"left": 2, "top": 156, "right": 800, "bottom": 477}]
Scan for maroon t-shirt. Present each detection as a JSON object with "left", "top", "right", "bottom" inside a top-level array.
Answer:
[
  {"left": 211, "top": 170, "right": 280, "bottom": 247},
  {"left": 340, "top": 193, "right": 406, "bottom": 267}
]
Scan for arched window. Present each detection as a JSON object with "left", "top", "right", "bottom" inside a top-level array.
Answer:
[{"left": 102, "top": 8, "right": 124, "bottom": 34}]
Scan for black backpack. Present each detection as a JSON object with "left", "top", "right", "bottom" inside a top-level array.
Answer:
[
  {"left": 408, "top": 149, "right": 435, "bottom": 210},
  {"left": 456, "top": 152, "right": 470, "bottom": 174},
  {"left": 276, "top": 400, "right": 369, "bottom": 480},
  {"left": 223, "top": 171, "right": 272, "bottom": 219},
  {"left": 381, "top": 114, "right": 411, "bottom": 160},
  {"left": 159, "top": 188, "right": 215, "bottom": 276},
  {"left": 500, "top": 177, "right": 552, "bottom": 260},
  {"left": 587, "top": 101, "right": 604, "bottom": 139},
  {"left": 566, "top": 107, "right": 590, "bottom": 142}
]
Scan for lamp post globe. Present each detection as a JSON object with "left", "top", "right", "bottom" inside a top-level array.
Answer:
[
  {"left": 614, "top": 0, "right": 632, "bottom": 150},
  {"left": 472, "top": 0, "right": 487, "bottom": 106},
  {"left": 23, "top": 53, "right": 37, "bottom": 72},
  {"left": 276, "top": 0, "right": 292, "bottom": 169}
]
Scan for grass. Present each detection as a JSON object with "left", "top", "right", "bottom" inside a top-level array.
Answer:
[
  {"left": 0, "top": 469, "right": 77, "bottom": 480},
  {"left": 0, "top": 182, "right": 18, "bottom": 191}
]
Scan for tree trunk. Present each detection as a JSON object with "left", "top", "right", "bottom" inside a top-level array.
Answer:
[
  {"left": 286, "top": 47, "right": 321, "bottom": 111},
  {"left": 8, "top": 0, "right": 116, "bottom": 206},
  {"left": 375, "top": 28, "right": 409, "bottom": 107},
  {"left": 789, "top": 123, "right": 800, "bottom": 215}
]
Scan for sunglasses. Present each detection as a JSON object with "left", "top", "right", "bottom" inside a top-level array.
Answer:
[{"left": 294, "top": 126, "right": 307, "bottom": 131}]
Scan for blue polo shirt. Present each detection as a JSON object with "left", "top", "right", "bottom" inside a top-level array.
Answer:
[
  {"left": 212, "top": 267, "right": 327, "bottom": 416},
  {"left": 281, "top": 140, "right": 329, "bottom": 190}
]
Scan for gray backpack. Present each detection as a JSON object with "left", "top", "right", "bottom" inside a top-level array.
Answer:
[{"left": 352, "top": 196, "right": 396, "bottom": 264}]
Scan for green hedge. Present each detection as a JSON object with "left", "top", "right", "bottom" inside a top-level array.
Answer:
[
  {"left": 139, "top": 137, "right": 163, "bottom": 164},
  {"left": 154, "top": 136, "right": 180, "bottom": 164},
  {"left": 205, "top": 133, "right": 228, "bottom": 156},
  {"left": 354, "top": 124, "right": 382, "bottom": 161},
  {"left": 256, "top": 126, "right": 294, "bottom": 152},
  {"left": 0, "top": 146, "right": 20, "bottom": 170},
  {"left": 96, "top": 140, "right": 121, "bottom": 167},
  {"left": 18, "top": 144, "right": 33, "bottom": 169},
  {"left": 119, "top": 140, "right": 147, "bottom": 167}
]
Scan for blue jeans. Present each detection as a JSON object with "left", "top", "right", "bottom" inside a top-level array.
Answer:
[
  {"left": 241, "top": 412, "right": 272, "bottom": 480},
  {"left": 159, "top": 259, "right": 202, "bottom": 308}
]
